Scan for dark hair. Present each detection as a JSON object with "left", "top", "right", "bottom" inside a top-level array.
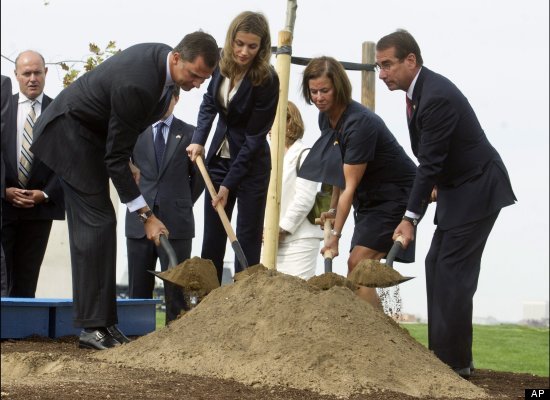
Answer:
[
  {"left": 376, "top": 29, "right": 423, "bottom": 66},
  {"left": 301, "top": 56, "right": 352, "bottom": 107},
  {"left": 219, "top": 11, "right": 273, "bottom": 86},
  {"left": 173, "top": 31, "right": 220, "bottom": 69}
]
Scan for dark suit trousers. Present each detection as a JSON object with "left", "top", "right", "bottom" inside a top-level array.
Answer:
[
  {"left": 60, "top": 179, "right": 117, "bottom": 328},
  {"left": 127, "top": 236, "right": 191, "bottom": 323},
  {"left": 201, "top": 156, "right": 269, "bottom": 283},
  {"left": 425, "top": 210, "right": 500, "bottom": 369},
  {"left": 2, "top": 218, "right": 52, "bottom": 297}
]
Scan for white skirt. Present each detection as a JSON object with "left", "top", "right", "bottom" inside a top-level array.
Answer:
[{"left": 276, "top": 238, "right": 321, "bottom": 280}]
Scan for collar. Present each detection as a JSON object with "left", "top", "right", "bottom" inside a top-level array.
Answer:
[
  {"left": 155, "top": 113, "right": 174, "bottom": 129},
  {"left": 18, "top": 92, "right": 44, "bottom": 105},
  {"left": 406, "top": 67, "right": 422, "bottom": 100}
]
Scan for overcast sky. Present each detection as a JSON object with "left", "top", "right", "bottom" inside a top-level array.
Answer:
[{"left": 1, "top": 0, "right": 548, "bottom": 322}]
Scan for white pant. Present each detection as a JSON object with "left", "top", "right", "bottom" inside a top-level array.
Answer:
[{"left": 276, "top": 238, "right": 321, "bottom": 280}]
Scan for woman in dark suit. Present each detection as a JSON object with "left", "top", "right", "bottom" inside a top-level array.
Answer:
[
  {"left": 187, "top": 11, "right": 279, "bottom": 283},
  {"left": 299, "top": 56, "right": 417, "bottom": 308}
]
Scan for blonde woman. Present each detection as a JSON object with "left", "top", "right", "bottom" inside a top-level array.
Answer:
[{"left": 274, "top": 101, "right": 323, "bottom": 279}]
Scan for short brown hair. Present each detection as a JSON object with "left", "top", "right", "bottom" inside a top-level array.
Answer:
[
  {"left": 301, "top": 56, "right": 352, "bottom": 108},
  {"left": 376, "top": 29, "right": 423, "bottom": 66},
  {"left": 285, "top": 101, "right": 304, "bottom": 147},
  {"left": 173, "top": 31, "right": 220, "bottom": 69}
]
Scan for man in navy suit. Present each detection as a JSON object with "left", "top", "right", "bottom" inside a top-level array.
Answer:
[
  {"left": 30, "top": 32, "right": 219, "bottom": 350},
  {"left": 125, "top": 86, "right": 203, "bottom": 324},
  {"left": 1, "top": 51, "right": 65, "bottom": 298},
  {"left": 376, "top": 30, "right": 516, "bottom": 377}
]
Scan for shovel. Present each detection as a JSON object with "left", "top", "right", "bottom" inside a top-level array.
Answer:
[
  {"left": 348, "top": 236, "right": 415, "bottom": 288},
  {"left": 315, "top": 217, "right": 334, "bottom": 273},
  {"left": 195, "top": 155, "right": 249, "bottom": 269},
  {"left": 149, "top": 234, "right": 220, "bottom": 306}
]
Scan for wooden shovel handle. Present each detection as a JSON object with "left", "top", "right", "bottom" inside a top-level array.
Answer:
[
  {"left": 314, "top": 217, "right": 334, "bottom": 260},
  {"left": 195, "top": 155, "right": 238, "bottom": 243}
]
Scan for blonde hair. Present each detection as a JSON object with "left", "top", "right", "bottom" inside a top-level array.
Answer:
[
  {"left": 286, "top": 101, "right": 305, "bottom": 147},
  {"left": 219, "top": 11, "right": 273, "bottom": 86}
]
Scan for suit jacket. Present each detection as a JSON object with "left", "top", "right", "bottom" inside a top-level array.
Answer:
[
  {"left": 1, "top": 75, "right": 13, "bottom": 200},
  {"left": 191, "top": 66, "right": 279, "bottom": 191},
  {"left": 30, "top": 43, "right": 173, "bottom": 203},
  {"left": 1, "top": 93, "right": 65, "bottom": 221},
  {"left": 407, "top": 67, "right": 516, "bottom": 229},
  {"left": 125, "top": 117, "right": 204, "bottom": 239}
]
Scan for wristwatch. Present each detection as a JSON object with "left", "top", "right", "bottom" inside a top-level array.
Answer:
[
  {"left": 138, "top": 209, "right": 154, "bottom": 223},
  {"left": 330, "top": 229, "right": 342, "bottom": 238},
  {"left": 402, "top": 215, "right": 419, "bottom": 226}
]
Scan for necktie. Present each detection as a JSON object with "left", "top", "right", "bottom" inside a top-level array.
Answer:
[
  {"left": 18, "top": 100, "right": 37, "bottom": 188},
  {"left": 154, "top": 122, "right": 166, "bottom": 170},
  {"left": 406, "top": 95, "right": 413, "bottom": 120}
]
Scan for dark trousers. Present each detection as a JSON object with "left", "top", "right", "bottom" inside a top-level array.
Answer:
[
  {"left": 425, "top": 210, "right": 500, "bottom": 369},
  {"left": 127, "top": 236, "right": 191, "bottom": 323},
  {"left": 61, "top": 179, "right": 117, "bottom": 329},
  {"left": 201, "top": 156, "right": 269, "bottom": 283},
  {"left": 2, "top": 218, "right": 52, "bottom": 297}
]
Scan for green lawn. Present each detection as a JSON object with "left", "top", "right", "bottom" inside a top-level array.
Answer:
[
  {"left": 156, "top": 310, "right": 549, "bottom": 377},
  {"left": 403, "top": 323, "right": 549, "bottom": 377}
]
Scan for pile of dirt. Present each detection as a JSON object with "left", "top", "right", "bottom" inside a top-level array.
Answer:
[{"left": 97, "top": 269, "right": 487, "bottom": 399}]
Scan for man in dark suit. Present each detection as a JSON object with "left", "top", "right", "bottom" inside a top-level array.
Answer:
[
  {"left": 1, "top": 51, "right": 65, "bottom": 298},
  {"left": 126, "top": 86, "right": 203, "bottom": 324},
  {"left": 375, "top": 30, "right": 516, "bottom": 378},
  {"left": 30, "top": 32, "right": 220, "bottom": 350}
]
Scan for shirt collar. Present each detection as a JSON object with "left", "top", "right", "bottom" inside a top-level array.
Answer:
[
  {"left": 154, "top": 113, "right": 174, "bottom": 129},
  {"left": 18, "top": 92, "right": 44, "bottom": 105},
  {"left": 165, "top": 52, "right": 174, "bottom": 87},
  {"left": 407, "top": 67, "right": 422, "bottom": 100}
]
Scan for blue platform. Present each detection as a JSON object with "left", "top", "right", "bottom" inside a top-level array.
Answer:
[{"left": 1, "top": 297, "right": 162, "bottom": 339}]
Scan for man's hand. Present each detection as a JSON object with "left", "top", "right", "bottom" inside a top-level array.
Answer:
[
  {"left": 144, "top": 215, "right": 169, "bottom": 246},
  {"left": 5, "top": 187, "right": 43, "bottom": 208},
  {"left": 186, "top": 143, "right": 204, "bottom": 163},
  {"left": 393, "top": 220, "right": 415, "bottom": 249},
  {"left": 429, "top": 186, "right": 438, "bottom": 203}
]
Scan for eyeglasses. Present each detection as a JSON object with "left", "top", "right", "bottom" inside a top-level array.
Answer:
[{"left": 374, "top": 59, "right": 405, "bottom": 72}]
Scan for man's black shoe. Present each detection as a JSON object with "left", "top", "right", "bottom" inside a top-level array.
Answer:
[
  {"left": 453, "top": 366, "right": 471, "bottom": 379},
  {"left": 79, "top": 328, "right": 120, "bottom": 350},
  {"left": 106, "top": 325, "right": 131, "bottom": 344}
]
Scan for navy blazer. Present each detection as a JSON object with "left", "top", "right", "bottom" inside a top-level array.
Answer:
[
  {"left": 31, "top": 43, "right": 172, "bottom": 203},
  {"left": 125, "top": 117, "right": 204, "bottom": 239},
  {"left": 1, "top": 93, "right": 65, "bottom": 221},
  {"left": 191, "top": 66, "right": 279, "bottom": 190},
  {"left": 407, "top": 67, "right": 516, "bottom": 229}
]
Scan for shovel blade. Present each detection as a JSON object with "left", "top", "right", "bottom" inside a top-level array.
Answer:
[{"left": 362, "top": 275, "right": 415, "bottom": 288}]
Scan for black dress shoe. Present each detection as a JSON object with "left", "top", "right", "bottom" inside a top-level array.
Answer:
[
  {"left": 453, "top": 366, "right": 471, "bottom": 379},
  {"left": 106, "top": 325, "right": 131, "bottom": 344},
  {"left": 79, "top": 328, "right": 120, "bottom": 350}
]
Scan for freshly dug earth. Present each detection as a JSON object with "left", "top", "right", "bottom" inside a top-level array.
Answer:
[
  {"left": 2, "top": 269, "right": 548, "bottom": 399},
  {"left": 348, "top": 258, "right": 413, "bottom": 288}
]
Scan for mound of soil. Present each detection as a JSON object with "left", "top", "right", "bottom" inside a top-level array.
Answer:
[{"left": 96, "top": 269, "right": 486, "bottom": 399}]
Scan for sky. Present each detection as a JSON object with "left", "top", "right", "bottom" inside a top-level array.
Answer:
[{"left": 1, "top": 0, "right": 549, "bottom": 322}]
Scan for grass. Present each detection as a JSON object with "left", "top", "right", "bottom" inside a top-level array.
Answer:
[
  {"left": 156, "top": 310, "right": 549, "bottom": 377},
  {"left": 402, "top": 323, "right": 549, "bottom": 377}
]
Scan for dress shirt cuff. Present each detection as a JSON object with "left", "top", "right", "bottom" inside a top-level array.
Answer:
[
  {"left": 126, "top": 195, "right": 147, "bottom": 212},
  {"left": 405, "top": 210, "right": 422, "bottom": 219}
]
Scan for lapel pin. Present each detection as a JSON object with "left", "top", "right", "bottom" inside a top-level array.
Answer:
[{"left": 176, "top": 135, "right": 181, "bottom": 139}]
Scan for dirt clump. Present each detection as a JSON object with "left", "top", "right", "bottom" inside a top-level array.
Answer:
[
  {"left": 348, "top": 258, "right": 413, "bottom": 288},
  {"left": 155, "top": 256, "right": 219, "bottom": 295},
  {"left": 97, "top": 269, "right": 487, "bottom": 399},
  {"left": 307, "top": 272, "right": 357, "bottom": 291}
]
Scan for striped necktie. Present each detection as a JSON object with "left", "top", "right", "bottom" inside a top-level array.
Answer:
[
  {"left": 406, "top": 95, "right": 413, "bottom": 120},
  {"left": 18, "top": 100, "right": 37, "bottom": 188},
  {"left": 154, "top": 122, "right": 166, "bottom": 170}
]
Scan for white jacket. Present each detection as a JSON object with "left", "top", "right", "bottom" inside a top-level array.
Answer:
[{"left": 279, "top": 140, "right": 324, "bottom": 242}]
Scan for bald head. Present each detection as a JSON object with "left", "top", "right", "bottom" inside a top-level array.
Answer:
[{"left": 14, "top": 50, "right": 47, "bottom": 100}]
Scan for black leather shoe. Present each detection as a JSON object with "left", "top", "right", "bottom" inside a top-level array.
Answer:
[
  {"left": 453, "top": 366, "right": 471, "bottom": 379},
  {"left": 79, "top": 328, "right": 120, "bottom": 350},
  {"left": 106, "top": 325, "right": 131, "bottom": 344}
]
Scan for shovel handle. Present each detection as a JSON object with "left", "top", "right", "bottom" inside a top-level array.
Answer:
[
  {"left": 159, "top": 234, "right": 178, "bottom": 268},
  {"left": 195, "top": 155, "right": 238, "bottom": 243},
  {"left": 386, "top": 236, "right": 404, "bottom": 268}
]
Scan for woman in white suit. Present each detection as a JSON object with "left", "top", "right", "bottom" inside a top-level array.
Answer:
[{"left": 274, "top": 101, "right": 323, "bottom": 279}]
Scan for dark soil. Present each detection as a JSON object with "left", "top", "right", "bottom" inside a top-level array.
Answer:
[{"left": 1, "top": 336, "right": 548, "bottom": 400}]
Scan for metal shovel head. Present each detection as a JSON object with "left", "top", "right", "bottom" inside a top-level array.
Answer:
[
  {"left": 148, "top": 256, "right": 220, "bottom": 296},
  {"left": 348, "top": 258, "right": 414, "bottom": 288}
]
